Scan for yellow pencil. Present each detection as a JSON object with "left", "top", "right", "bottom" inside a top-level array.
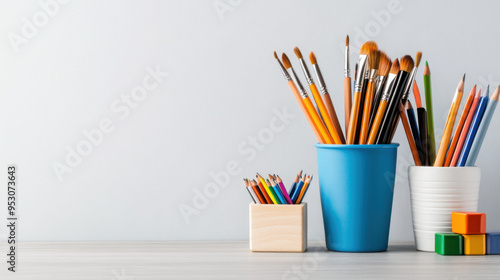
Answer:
[
  {"left": 434, "top": 75, "right": 465, "bottom": 166},
  {"left": 257, "top": 173, "right": 278, "bottom": 204}
]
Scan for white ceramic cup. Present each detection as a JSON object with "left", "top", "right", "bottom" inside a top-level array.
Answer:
[{"left": 408, "top": 166, "right": 481, "bottom": 252}]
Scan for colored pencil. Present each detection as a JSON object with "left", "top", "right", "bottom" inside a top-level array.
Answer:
[
  {"left": 424, "top": 62, "right": 437, "bottom": 163},
  {"left": 399, "top": 102, "right": 422, "bottom": 166},
  {"left": 275, "top": 175, "right": 293, "bottom": 204},
  {"left": 444, "top": 85, "right": 476, "bottom": 166},
  {"left": 246, "top": 179, "right": 265, "bottom": 204},
  {"left": 296, "top": 175, "right": 313, "bottom": 204},
  {"left": 291, "top": 175, "right": 305, "bottom": 203},
  {"left": 253, "top": 179, "right": 272, "bottom": 204},
  {"left": 465, "top": 85, "right": 499, "bottom": 166},
  {"left": 450, "top": 89, "right": 481, "bottom": 166},
  {"left": 434, "top": 75, "right": 465, "bottom": 166},
  {"left": 257, "top": 173, "right": 278, "bottom": 204},
  {"left": 244, "top": 179, "right": 258, "bottom": 203},
  {"left": 310, "top": 52, "right": 345, "bottom": 143},
  {"left": 457, "top": 88, "right": 489, "bottom": 166},
  {"left": 288, "top": 170, "right": 302, "bottom": 197},
  {"left": 268, "top": 178, "right": 286, "bottom": 204}
]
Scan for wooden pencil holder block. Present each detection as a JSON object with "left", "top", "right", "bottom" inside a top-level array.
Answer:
[{"left": 249, "top": 203, "right": 307, "bottom": 252}]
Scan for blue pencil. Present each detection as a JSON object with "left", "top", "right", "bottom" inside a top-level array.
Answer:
[
  {"left": 466, "top": 85, "right": 499, "bottom": 166},
  {"left": 291, "top": 177, "right": 305, "bottom": 203},
  {"left": 288, "top": 171, "right": 302, "bottom": 197},
  {"left": 457, "top": 88, "right": 489, "bottom": 166},
  {"left": 272, "top": 183, "right": 287, "bottom": 204}
]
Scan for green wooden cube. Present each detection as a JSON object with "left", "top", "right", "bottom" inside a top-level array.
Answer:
[{"left": 435, "top": 233, "right": 463, "bottom": 255}]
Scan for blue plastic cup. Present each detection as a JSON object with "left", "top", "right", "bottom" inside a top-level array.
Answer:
[{"left": 315, "top": 143, "right": 399, "bottom": 252}]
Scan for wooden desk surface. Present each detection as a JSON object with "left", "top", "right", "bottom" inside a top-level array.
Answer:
[{"left": 1, "top": 241, "right": 499, "bottom": 279}]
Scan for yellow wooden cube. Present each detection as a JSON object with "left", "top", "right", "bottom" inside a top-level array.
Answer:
[
  {"left": 463, "top": 234, "right": 486, "bottom": 255},
  {"left": 249, "top": 203, "right": 307, "bottom": 252}
]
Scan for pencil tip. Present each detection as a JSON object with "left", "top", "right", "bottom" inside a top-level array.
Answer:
[
  {"left": 463, "top": 73, "right": 466, "bottom": 81},
  {"left": 425, "top": 61, "right": 428, "bottom": 66}
]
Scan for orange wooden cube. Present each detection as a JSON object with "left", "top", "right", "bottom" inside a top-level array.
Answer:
[
  {"left": 451, "top": 212, "right": 486, "bottom": 234},
  {"left": 463, "top": 234, "right": 486, "bottom": 255}
]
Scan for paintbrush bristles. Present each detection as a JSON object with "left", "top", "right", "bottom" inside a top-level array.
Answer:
[
  {"left": 390, "top": 59, "right": 400, "bottom": 75},
  {"left": 346, "top": 35, "right": 349, "bottom": 46},
  {"left": 293, "top": 47, "right": 303, "bottom": 59},
  {"left": 400, "top": 55, "right": 414, "bottom": 72},
  {"left": 282, "top": 53, "right": 292, "bottom": 69},
  {"left": 309, "top": 52, "right": 317, "bottom": 65},
  {"left": 378, "top": 52, "right": 391, "bottom": 76},
  {"left": 368, "top": 50, "right": 380, "bottom": 70},
  {"left": 360, "top": 41, "right": 378, "bottom": 55},
  {"left": 415, "top": 52, "right": 422, "bottom": 68},
  {"left": 274, "top": 51, "right": 278, "bottom": 59}
]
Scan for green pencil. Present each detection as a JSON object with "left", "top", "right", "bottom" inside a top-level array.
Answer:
[{"left": 423, "top": 61, "right": 436, "bottom": 164}]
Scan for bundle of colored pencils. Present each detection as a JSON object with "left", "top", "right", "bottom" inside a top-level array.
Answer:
[
  {"left": 411, "top": 72, "right": 499, "bottom": 167},
  {"left": 244, "top": 171, "right": 311, "bottom": 204},
  {"left": 273, "top": 39, "right": 422, "bottom": 147}
]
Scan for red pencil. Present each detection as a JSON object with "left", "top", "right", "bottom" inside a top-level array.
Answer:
[
  {"left": 444, "top": 85, "right": 476, "bottom": 166},
  {"left": 450, "top": 89, "right": 481, "bottom": 166}
]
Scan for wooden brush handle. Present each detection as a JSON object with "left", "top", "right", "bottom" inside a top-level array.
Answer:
[
  {"left": 323, "top": 93, "right": 345, "bottom": 144},
  {"left": 347, "top": 91, "right": 361, "bottom": 144},
  {"left": 367, "top": 101, "right": 388, "bottom": 144},
  {"left": 287, "top": 80, "right": 325, "bottom": 143},
  {"left": 344, "top": 77, "right": 352, "bottom": 135},
  {"left": 359, "top": 81, "right": 375, "bottom": 144}
]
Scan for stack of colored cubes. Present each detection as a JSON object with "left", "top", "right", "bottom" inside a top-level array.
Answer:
[{"left": 435, "top": 212, "right": 500, "bottom": 255}]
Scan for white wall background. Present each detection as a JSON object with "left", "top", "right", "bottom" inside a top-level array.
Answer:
[{"left": 0, "top": 0, "right": 499, "bottom": 242}]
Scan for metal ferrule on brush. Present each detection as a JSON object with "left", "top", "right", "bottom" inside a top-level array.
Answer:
[
  {"left": 354, "top": 55, "right": 368, "bottom": 92},
  {"left": 369, "top": 69, "right": 378, "bottom": 82},
  {"left": 380, "top": 73, "right": 397, "bottom": 102},
  {"left": 375, "top": 75, "right": 387, "bottom": 97},
  {"left": 289, "top": 68, "right": 308, "bottom": 98},
  {"left": 313, "top": 64, "right": 327, "bottom": 95},
  {"left": 344, "top": 46, "right": 350, "bottom": 77},
  {"left": 298, "top": 59, "right": 314, "bottom": 85},
  {"left": 401, "top": 68, "right": 417, "bottom": 101},
  {"left": 276, "top": 61, "right": 291, "bottom": 81}
]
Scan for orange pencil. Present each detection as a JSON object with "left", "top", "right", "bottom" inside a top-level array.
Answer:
[
  {"left": 294, "top": 47, "right": 341, "bottom": 144},
  {"left": 281, "top": 53, "right": 334, "bottom": 144},
  {"left": 296, "top": 175, "right": 312, "bottom": 204},
  {"left": 310, "top": 52, "right": 346, "bottom": 143},
  {"left": 347, "top": 41, "right": 378, "bottom": 144},
  {"left": 252, "top": 179, "right": 272, "bottom": 204},
  {"left": 367, "top": 59, "right": 400, "bottom": 144},
  {"left": 399, "top": 102, "right": 422, "bottom": 166},
  {"left": 434, "top": 74, "right": 465, "bottom": 166},
  {"left": 444, "top": 85, "right": 476, "bottom": 166},
  {"left": 359, "top": 50, "right": 380, "bottom": 144},
  {"left": 450, "top": 89, "right": 481, "bottom": 166}
]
